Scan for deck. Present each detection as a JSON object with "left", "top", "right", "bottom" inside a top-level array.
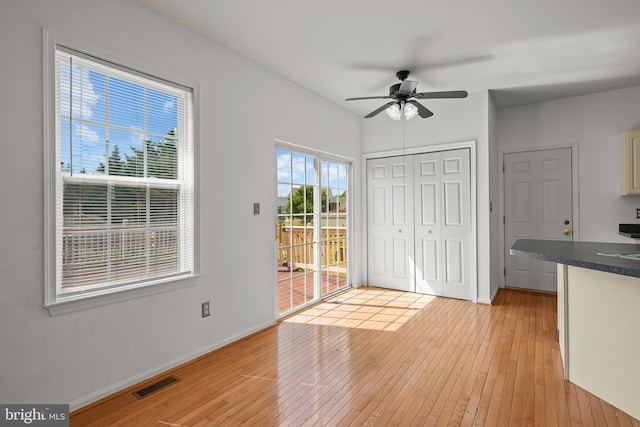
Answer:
[{"left": 277, "top": 268, "right": 347, "bottom": 315}]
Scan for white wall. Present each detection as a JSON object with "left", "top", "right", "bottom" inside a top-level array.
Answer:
[
  {"left": 488, "top": 94, "right": 501, "bottom": 301},
  {"left": 360, "top": 91, "right": 495, "bottom": 303},
  {"left": 497, "top": 85, "right": 640, "bottom": 243},
  {"left": 0, "top": 0, "right": 360, "bottom": 409}
]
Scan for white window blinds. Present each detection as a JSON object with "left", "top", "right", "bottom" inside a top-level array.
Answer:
[{"left": 52, "top": 46, "right": 194, "bottom": 300}]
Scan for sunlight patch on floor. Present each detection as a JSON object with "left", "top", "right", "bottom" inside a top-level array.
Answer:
[{"left": 282, "top": 288, "right": 436, "bottom": 331}]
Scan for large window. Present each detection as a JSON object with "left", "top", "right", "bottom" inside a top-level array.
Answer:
[{"left": 45, "top": 43, "right": 195, "bottom": 307}]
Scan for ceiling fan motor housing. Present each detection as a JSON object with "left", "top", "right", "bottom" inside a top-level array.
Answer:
[{"left": 396, "top": 70, "right": 410, "bottom": 81}]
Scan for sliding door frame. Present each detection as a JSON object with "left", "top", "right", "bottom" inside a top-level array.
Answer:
[{"left": 275, "top": 140, "right": 354, "bottom": 317}]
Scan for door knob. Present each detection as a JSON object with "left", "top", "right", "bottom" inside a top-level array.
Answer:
[{"left": 563, "top": 230, "right": 571, "bottom": 235}]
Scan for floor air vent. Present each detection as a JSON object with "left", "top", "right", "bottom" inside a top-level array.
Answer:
[{"left": 133, "top": 376, "right": 179, "bottom": 399}]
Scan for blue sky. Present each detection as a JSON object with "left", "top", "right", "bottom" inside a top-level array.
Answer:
[
  {"left": 277, "top": 149, "right": 348, "bottom": 198},
  {"left": 58, "top": 56, "right": 178, "bottom": 174},
  {"left": 58, "top": 53, "right": 347, "bottom": 191}
]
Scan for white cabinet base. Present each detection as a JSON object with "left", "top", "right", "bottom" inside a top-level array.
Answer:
[{"left": 558, "top": 265, "right": 640, "bottom": 420}]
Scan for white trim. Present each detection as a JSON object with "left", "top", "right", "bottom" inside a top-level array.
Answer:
[
  {"left": 362, "top": 139, "right": 477, "bottom": 160},
  {"left": 562, "top": 263, "right": 570, "bottom": 379},
  {"left": 275, "top": 139, "right": 355, "bottom": 164},
  {"left": 69, "top": 319, "right": 275, "bottom": 411},
  {"left": 41, "top": 27, "right": 197, "bottom": 95},
  {"left": 478, "top": 279, "right": 501, "bottom": 304},
  {"left": 498, "top": 142, "right": 580, "bottom": 288},
  {"left": 43, "top": 28, "right": 58, "bottom": 308},
  {"left": 47, "top": 274, "right": 199, "bottom": 316},
  {"left": 191, "top": 85, "right": 201, "bottom": 283},
  {"left": 361, "top": 139, "right": 478, "bottom": 303}
]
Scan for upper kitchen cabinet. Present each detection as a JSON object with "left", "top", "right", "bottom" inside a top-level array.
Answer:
[{"left": 621, "top": 130, "right": 640, "bottom": 195}]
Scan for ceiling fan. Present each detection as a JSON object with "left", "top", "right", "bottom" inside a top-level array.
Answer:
[{"left": 345, "top": 70, "right": 468, "bottom": 120}]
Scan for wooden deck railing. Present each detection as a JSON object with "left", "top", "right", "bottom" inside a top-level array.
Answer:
[
  {"left": 62, "top": 223, "right": 179, "bottom": 287},
  {"left": 62, "top": 222, "right": 348, "bottom": 288},
  {"left": 277, "top": 225, "right": 347, "bottom": 274}
]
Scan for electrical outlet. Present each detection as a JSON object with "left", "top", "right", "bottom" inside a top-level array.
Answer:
[
  {"left": 636, "top": 208, "right": 640, "bottom": 219},
  {"left": 201, "top": 301, "right": 210, "bottom": 317},
  {"left": 254, "top": 202, "right": 260, "bottom": 215}
]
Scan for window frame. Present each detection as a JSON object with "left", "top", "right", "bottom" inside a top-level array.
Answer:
[{"left": 43, "top": 29, "right": 200, "bottom": 315}]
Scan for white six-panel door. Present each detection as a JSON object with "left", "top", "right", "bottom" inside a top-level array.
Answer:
[
  {"left": 367, "top": 148, "right": 472, "bottom": 300},
  {"left": 367, "top": 156, "right": 415, "bottom": 292},
  {"left": 414, "top": 149, "right": 472, "bottom": 299},
  {"left": 504, "top": 148, "right": 573, "bottom": 292}
]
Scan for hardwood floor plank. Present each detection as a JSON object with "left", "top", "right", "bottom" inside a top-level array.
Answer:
[
  {"left": 435, "top": 316, "right": 491, "bottom": 426},
  {"left": 70, "top": 288, "right": 640, "bottom": 426},
  {"left": 471, "top": 295, "right": 511, "bottom": 426},
  {"left": 396, "top": 301, "right": 478, "bottom": 425}
]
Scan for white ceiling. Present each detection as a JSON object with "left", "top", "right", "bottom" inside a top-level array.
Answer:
[{"left": 140, "top": 0, "right": 640, "bottom": 115}]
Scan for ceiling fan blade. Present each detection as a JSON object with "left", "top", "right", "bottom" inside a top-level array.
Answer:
[
  {"left": 345, "top": 95, "right": 393, "bottom": 101},
  {"left": 413, "top": 90, "right": 468, "bottom": 99},
  {"left": 407, "top": 100, "right": 433, "bottom": 118},
  {"left": 398, "top": 80, "right": 418, "bottom": 94},
  {"left": 364, "top": 101, "right": 397, "bottom": 118}
]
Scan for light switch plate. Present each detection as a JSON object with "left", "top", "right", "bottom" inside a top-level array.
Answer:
[{"left": 254, "top": 202, "right": 260, "bottom": 215}]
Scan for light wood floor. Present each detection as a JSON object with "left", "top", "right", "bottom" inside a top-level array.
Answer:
[{"left": 72, "top": 288, "right": 640, "bottom": 426}]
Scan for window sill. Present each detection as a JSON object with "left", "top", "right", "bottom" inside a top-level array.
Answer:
[{"left": 45, "top": 274, "right": 200, "bottom": 316}]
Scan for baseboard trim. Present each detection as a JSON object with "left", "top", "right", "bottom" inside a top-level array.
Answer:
[
  {"left": 69, "top": 319, "right": 276, "bottom": 412},
  {"left": 503, "top": 286, "right": 557, "bottom": 297}
]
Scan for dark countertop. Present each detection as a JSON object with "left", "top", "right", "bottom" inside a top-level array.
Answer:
[{"left": 510, "top": 239, "right": 640, "bottom": 278}]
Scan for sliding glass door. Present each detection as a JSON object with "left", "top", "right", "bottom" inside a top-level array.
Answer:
[
  {"left": 319, "top": 159, "right": 349, "bottom": 297},
  {"left": 276, "top": 148, "right": 350, "bottom": 316}
]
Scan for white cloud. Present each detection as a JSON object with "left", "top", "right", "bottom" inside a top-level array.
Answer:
[
  {"left": 277, "top": 152, "right": 292, "bottom": 182},
  {"left": 277, "top": 151, "right": 314, "bottom": 185},
  {"left": 128, "top": 126, "right": 146, "bottom": 146},
  {"left": 58, "top": 62, "right": 100, "bottom": 120},
  {"left": 73, "top": 123, "right": 99, "bottom": 143},
  {"left": 163, "top": 99, "right": 175, "bottom": 114}
]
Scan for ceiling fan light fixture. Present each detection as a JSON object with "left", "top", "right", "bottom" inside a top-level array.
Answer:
[
  {"left": 385, "top": 103, "right": 402, "bottom": 120},
  {"left": 385, "top": 102, "right": 418, "bottom": 121},
  {"left": 404, "top": 102, "right": 418, "bottom": 120}
]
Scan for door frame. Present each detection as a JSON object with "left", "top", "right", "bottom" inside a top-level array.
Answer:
[
  {"left": 498, "top": 142, "right": 580, "bottom": 289},
  {"left": 362, "top": 139, "right": 478, "bottom": 303},
  {"left": 274, "top": 139, "right": 355, "bottom": 318}
]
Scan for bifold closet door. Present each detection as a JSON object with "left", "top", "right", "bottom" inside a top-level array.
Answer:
[
  {"left": 414, "top": 148, "right": 473, "bottom": 299},
  {"left": 414, "top": 149, "right": 472, "bottom": 300},
  {"left": 367, "top": 149, "right": 471, "bottom": 300},
  {"left": 366, "top": 156, "right": 414, "bottom": 292}
]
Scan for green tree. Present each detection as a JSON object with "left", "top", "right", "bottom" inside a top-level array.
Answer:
[
  {"left": 286, "top": 186, "right": 327, "bottom": 222},
  {"left": 96, "top": 144, "right": 126, "bottom": 175},
  {"left": 64, "top": 131, "right": 178, "bottom": 227},
  {"left": 96, "top": 131, "right": 177, "bottom": 179}
]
